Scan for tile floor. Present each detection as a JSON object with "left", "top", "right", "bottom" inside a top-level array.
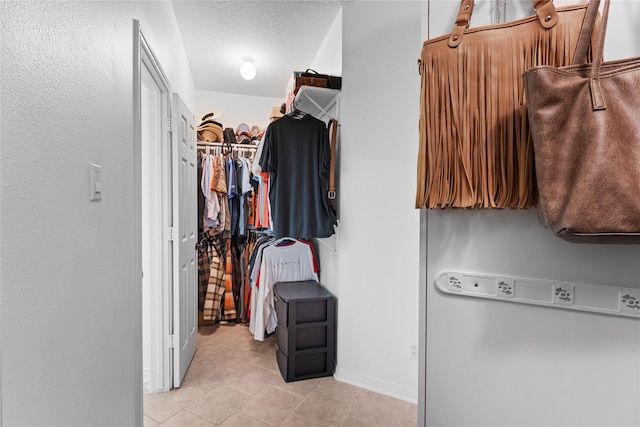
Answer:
[{"left": 144, "top": 323, "right": 418, "bottom": 427}]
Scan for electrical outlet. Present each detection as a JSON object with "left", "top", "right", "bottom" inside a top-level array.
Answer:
[
  {"left": 409, "top": 342, "right": 418, "bottom": 360},
  {"left": 554, "top": 283, "right": 573, "bottom": 305}
]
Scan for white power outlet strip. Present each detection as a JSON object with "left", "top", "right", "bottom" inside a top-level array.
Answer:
[
  {"left": 409, "top": 342, "right": 418, "bottom": 360},
  {"left": 436, "top": 271, "right": 640, "bottom": 319}
]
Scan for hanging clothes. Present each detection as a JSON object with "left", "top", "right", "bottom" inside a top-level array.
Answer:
[
  {"left": 222, "top": 239, "right": 236, "bottom": 321},
  {"left": 227, "top": 157, "right": 240, "bottom": 237},
  {"left": 251, "top": 171, "right": 271, "bottom": 230},
  {"left": 242, "top": 233, "right": 256, "bottom": 322},
  {"left": 197, "top": 239, "right": 210, "bottom": 312},
  {"left": 231, "top": 237, "right": 245, "bottom": 319},
  {"left": 202, "top": 236, "right": 225, "bottom": 320},
  {"left": 248, "top": 238, "right": 318, "bottom": 341},
  {"left": 210, "top": 154, "right": 231, "bottom": 237},
  {"left": 200, "top": 154, "right": 220, "bottom": 232},
  {"left": 238, "top": 157, "right": 253, "bottom": 237},
  {"left": 251, "top": 132, "right": 272, "bottom": 232},
  {"left": 197, "top": 153, "right": 206, "bottom": 234},
  {"left": 197, "top": 141, "right": 260, "bottom": 324},
  {"left": 260, "top": 114, "right": 336, "bottom": 238}
]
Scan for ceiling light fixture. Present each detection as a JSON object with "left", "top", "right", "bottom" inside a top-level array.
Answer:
[{"left": 240, "top": 57, "right": 256, "bottom": 80}]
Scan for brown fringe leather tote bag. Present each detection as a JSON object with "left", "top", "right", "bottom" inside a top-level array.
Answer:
[
  {"left": 524, "top": 0, "right": 640, "bottom": 243},
  {"left": 416, "top": 0, "right": 595, "bottom": 209}
]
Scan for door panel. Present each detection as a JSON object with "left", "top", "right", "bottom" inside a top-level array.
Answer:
[{"left": 172, "top": 93, "right": 197, "bottom": 388}]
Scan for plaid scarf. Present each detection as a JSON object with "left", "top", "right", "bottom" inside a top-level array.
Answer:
[
  {"left": 197, "top": 242, "right": 210, "bottom": 312},
  {"left": 202, "top": 237, "right": 225, "bottom": 321}
]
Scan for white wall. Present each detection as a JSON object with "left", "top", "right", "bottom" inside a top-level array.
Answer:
[
  {"left": 310, "top": 8, "right": 343, "bottom": 76},
  {"left": 331, "top": 1, "right": 421, "bottom": 402},
  {"left": 194, "top": 90, "right": 282, "bottom": 133},
  {"left": 0, "top": 2, "right": 195, "bottom": 425},
  {"left": 308, "top": 3, "right": 342, "bottom": 307},
  {"left": 423, "top": 1, "right": 640, "bottom": 426}
]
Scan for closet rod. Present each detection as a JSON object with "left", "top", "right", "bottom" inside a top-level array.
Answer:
[{"left": 197, "top": 141, "right": 258, "bottom": 149}]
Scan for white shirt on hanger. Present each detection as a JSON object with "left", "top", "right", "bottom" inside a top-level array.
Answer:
[{"left": 249, "top": 240, "right": 318, "bottom": 341}]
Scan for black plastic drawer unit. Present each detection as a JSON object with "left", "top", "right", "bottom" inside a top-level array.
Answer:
[{"left": 274, "top": 280, "right": 335, "bottom": 382}]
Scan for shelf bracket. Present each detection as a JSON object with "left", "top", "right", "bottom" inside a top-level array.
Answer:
[
  {"left": 293, "top": 86, "right": 340, "bottom": 121},
  {"left": 299, "top": 91, "right": 336, "bottom": 120}
]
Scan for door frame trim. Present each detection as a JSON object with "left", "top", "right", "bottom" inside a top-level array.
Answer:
[{"left": 134, "top": 19, "right": 173, "bottom": 394}]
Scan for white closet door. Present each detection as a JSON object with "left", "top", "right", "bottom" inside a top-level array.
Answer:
[{"left": 171, "top": 93, "right": 198, "bottom": 388}]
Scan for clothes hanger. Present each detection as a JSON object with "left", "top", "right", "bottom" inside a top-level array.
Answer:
[
  {"left": 222, "top": 140, "right": 233, "bottom": 157},
  {"left": 287, "top": 108, "right": 307, "bottom": 120},
  {"left": 273, "top": 236, "right": 298, "bottom": 246}
]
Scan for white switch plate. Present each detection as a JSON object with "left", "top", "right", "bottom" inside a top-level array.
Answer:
[{"left": 90, "top": 163, "right": 102, "bottom": 201}]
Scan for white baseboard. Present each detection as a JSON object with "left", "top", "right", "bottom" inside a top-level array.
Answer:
[
  {"left": 143, "top": 369, "right": 150, "bottom": 394},
  {"left": 333, "top": 366, "right": 418, "bottom": 404}
]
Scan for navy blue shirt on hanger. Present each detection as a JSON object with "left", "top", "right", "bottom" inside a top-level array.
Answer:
[{"left": 260, "top": 114, "right": 336, "bottom": 239}]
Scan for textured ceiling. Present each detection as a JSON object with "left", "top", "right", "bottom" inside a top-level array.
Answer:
[{"left": 171, "top": 1, "right": 342, "bottom": 99}]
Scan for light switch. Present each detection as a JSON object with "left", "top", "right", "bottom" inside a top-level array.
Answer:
[{"left": 90, "top": 163, "right": 102, "bottom": 201}]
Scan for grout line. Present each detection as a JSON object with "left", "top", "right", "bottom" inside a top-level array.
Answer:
[
  {"left": 337, "top": 391, "right": 359, "bottom": 426},
  {"left": 182, "top": 409, "right": 215, "bottom": 427}
]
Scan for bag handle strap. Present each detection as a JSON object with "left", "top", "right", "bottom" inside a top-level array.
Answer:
[
  {"left": 328, "top": 118, "right": 338, "bottom": 206},
  {"left": 448, "top": 0, "right": 558, "bottom": 47},
  {"left": 448, "top": 0, "right": 475, "bottom": 48},
  {"left": 590, "top": 0, "right": 610, "bottom": 110},
  {"left": 571, "top": 0, "right": 601, "bottom": 65},
  {"left": 533, "top": 0, "right": 559, "bottom": 28},
  {"left": 572, "top": 0, "right": 609, "bottom": 111}
]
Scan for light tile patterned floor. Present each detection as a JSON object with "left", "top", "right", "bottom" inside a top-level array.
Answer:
[{"left": 144, "top": 324, "right": 418, "bottom": 426}]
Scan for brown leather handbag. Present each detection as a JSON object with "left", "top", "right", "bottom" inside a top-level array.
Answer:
[
  {"left": 294, "top": 69, "right": 342, "bottom": 94},
  {"left": 416, "top": 0, "right": 594, "bottom": 209},
  {"left": 524, "top": 0, "right": 640, "bottom": 243}
]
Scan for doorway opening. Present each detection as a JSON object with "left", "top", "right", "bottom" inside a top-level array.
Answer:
[
  {"left": 135, "top": 20, "right": 198, "bottom": 396},
  {"left": 135, "top": 20, "right": 173, "bottom": 394}
]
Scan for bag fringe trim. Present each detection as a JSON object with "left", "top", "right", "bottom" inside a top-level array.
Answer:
[{"left": 416, "top": 7, "right": 590, "bottom": 209}]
